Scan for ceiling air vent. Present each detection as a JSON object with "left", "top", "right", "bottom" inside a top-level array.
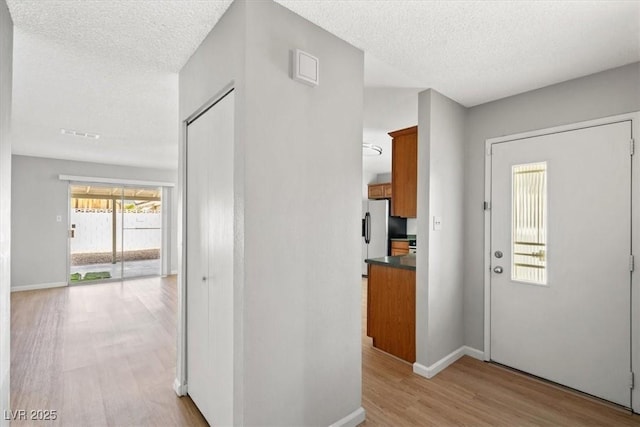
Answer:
[{"left": 60, "top": 128, "right": 100, "bottom": 140}]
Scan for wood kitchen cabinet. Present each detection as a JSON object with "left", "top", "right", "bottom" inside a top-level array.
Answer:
[
  {"left": 390, "top": 240, "right": 409, "bottom": 256},
  {"left": 389, "top": 126, "right": 417, "bottom": 218},
  {"left": 367, "top": 263, "right": 416, "bottom": 363},
  {"left": 368, "top": 182, "right": 392, "bottom": 200}
]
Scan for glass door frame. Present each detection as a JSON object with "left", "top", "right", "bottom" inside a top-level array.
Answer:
[{"left": 66, "top": 180, "right": 168, "bottom": 285}]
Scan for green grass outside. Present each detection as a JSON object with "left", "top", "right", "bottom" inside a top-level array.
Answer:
[{"left": 70, "top": 271, "right": 112, "bottom": 283}]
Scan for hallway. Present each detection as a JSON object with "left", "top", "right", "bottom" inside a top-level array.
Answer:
[{"left": 10, "top": 277, "right": 640, "bottom": 426}]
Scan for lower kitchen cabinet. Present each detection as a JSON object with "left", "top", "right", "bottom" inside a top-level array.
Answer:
[{"left": 366, "top": 263, "right": 416, "bottom": 363}]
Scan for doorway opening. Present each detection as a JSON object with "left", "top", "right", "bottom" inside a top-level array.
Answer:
[{"left": 68, "top": 183, "right": 162, "bottom": 283}]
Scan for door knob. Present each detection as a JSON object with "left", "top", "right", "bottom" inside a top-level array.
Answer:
[
  {"left": 202, "top": 276, "right": 207, "bottom": 282},
  {"left": 493, "top": 266, "right": 503, "bottom": 274}
]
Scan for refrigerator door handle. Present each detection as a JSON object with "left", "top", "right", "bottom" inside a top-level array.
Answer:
[{"left": 365, "top": 212, "right": 371, "bottom": 244}]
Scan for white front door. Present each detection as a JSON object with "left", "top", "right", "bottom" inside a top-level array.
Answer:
[
  {"left": 186, "top": 90, "right": 235, "bottom": 425},
  {"left": 490, "top": 121, "right": 632, "bottom": 407}
]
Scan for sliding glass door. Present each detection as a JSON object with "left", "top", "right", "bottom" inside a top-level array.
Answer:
[
  {"left": 68, "top": 183, "right": 162, "bottom": 284},
  {"left": 121, "top": 188, "right": 162, "bottom": 279}
]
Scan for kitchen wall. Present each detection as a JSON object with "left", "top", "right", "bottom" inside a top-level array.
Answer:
[
  {"left": 376, "top": 172, "right": 391, "bottom": 182},
  {"left": 362, "top": 172, "right": 389, "bottom": 202},
  {"left": 463, "top": 62, "right": 640, "bottom": 351},
  {"left": 180, "top": 0, "right": 364, "bottom": 424},
  {"left": 416, "top": 89, "right": 466, "bottom": 369},
  {"left": 0, "top": 0, "right": 11, "bottom": 422},
  {"left": 363, "top": 87, "right": 418, "bottom": 183},
  {"left": 361, "top": 170, "right": 377, "bottom": 200},
  {"left": 406, "top": 219, "right": 417, "bottom": 235},
  {"left": 10, "top": 155, "right": 178, "bottom": 289}
]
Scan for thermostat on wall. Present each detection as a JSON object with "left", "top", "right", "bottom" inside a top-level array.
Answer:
[{"left": 292, "top": 49, "right": 319, "bottom": 87}]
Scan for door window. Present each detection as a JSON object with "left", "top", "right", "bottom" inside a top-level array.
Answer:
[{"left": 512, "top": 162, "right": 547, "bottom": 285}]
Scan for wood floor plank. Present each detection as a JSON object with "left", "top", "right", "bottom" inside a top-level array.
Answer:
[
  {"left": 11, "top": 277, "right": 207, "bottom": 427},
  {"left": 360, "top": 278, "right": 640, "bottom": 426},
  {"left": 10, "top": 276, "right": 640, "bottom": 426}
]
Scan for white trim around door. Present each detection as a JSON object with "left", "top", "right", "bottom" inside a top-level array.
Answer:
[
  {"left": 174, "top": 81, "right": 236, "bottom": 400},
  {"left": 59, "top": 175, "right": 175, "bottom": 188}
]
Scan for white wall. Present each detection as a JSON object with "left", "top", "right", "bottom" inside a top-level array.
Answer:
[
  {"left": 70, "top": 211, "right": 161, "bottom": 253},
  {"left": 362, "top": 87, "right": 419, "bottom": 176},
  {"left": 362, "top": 170, "right": 376, "bottom": 200},
  {"left": 463, "top": 62, "right": 640, "bottom": 351},
  {"left": 180, "top": 0, "right": 364, "bottom": 424},
  {"left": 0, "top": 0, "right": 11, "bottom": 422},
  {"left": 11, "top": 155, "right": 177, "bottom": 288},
  {"left": 245, "top": 3, "right": 363, "bottom": 423},
  {"left": 416, "top": 89, "right": 466, "bottom": 369},
  {"left": 178, "top": 1, "right": 245, "bottom": 422},
  {"left": 376, "top": 172, "right": 391, "bottom": 183},
  {"left": 406, "top": 219, "right": 417, "bottom": 235}
]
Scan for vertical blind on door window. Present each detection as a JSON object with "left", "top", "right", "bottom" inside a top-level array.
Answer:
[{"left": 512, "top": 162, "right": 547, "bottom": 285}]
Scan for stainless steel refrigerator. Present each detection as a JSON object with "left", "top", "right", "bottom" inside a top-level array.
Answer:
[{"left": 362, "top": 199, "right": 389, "bottom": 275}]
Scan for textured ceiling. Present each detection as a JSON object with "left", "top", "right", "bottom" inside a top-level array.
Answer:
[
  {"left": 11, "top": 28, "right": 180, "bottom": 168},
  {"left": 277, "top": 0, "right": 640, "bottom": 106},
  {"left": 6, "top": 0, "right": 640, "bottom": 172},
  {"left": 7, "top": 0, "right": 234, "bottom": 169},
  {"left": 276, "top": 0, "right": 640, "bottom": 174},
  {"left": 6, "top": 0, "right": 234, "bottom": 72}
]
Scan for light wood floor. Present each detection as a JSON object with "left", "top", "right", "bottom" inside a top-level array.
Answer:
[
  {"left": 11, "top": 276, "right": 640, "bottom": 426},
  {"left": 360, "top": 278, "right": 640, "bottom": 426},
  {"left": 11, "top": 276, "right": 207, "bottom": 426}
]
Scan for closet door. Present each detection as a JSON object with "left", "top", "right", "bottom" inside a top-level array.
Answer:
[
  {"left": 186, "top": 102, "right": 211, "bottom": 422},
  {"left": 186, "top": 90, "right": 235, "bottom": 425}
]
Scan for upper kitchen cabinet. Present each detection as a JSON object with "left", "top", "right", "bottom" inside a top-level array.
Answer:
[
  {"left": 389, "top": 126, "right": 417, "bottom": 218},
  {"left": 368, "top": 182, "right": 392, "bottom": 200}
]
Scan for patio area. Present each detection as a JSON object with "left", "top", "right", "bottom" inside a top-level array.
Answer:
[{"left": 70, "top": 258, "right": 161, "bottom": 283}]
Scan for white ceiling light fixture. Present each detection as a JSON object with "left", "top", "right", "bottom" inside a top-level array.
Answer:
[
  {"left": 362, "top": 142, "right": 382, "bottom": 157},
  {"left": 60, "top": 128, "right": 100, "bottom": 140}
]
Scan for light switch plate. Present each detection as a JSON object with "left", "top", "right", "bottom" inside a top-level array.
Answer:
[
  {"left": 433, "top": 216, "right": 442, "bottom": 231},
  {"left": 292, "top": 49, "right": 319, "bottom": 86}
]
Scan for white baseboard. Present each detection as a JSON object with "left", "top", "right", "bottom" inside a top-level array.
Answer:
[
  {"left": 329, "top": 407, "right": 365, "bottom": 427},
  {"left": 11, "top": 282, "right": 67, "bottom": 292},
  {"left": 463, "top": 346, "right": 484, "bottom": 361},
  {"left": 173, "top": 378, "right": 187, "bottom": 396},
  {"left": 413, "top": 346, "right": 485, "bottom": 379},
  {"left": 170, "top": 270, "right": 178, "bottom": 276}
]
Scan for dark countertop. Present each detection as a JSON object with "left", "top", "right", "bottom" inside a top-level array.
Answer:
[
  {"left": 390, "top": 234, "right": 417, "bottom": 242},
  {"left": 365, "top": 255, "right": 416, "bottom": 271}
]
